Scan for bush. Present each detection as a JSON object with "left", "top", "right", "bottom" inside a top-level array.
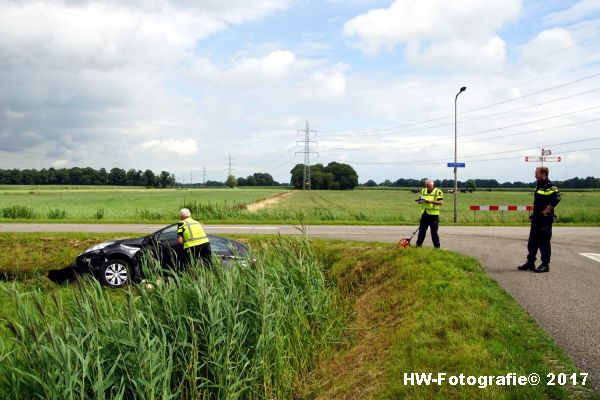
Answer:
[
  {"left": 47, "top": 209, "right": 66, "bottom": 219},
  {"left": 137, "top": 208, "right": 164, "bottom": 220},
  {"left": 181, "top": 201, "right": 246, "bottom": 220},
  {"left": 95, "top": 208, "right": 104, "bottom": 220},
  {"left": 1, "top": 205, "right": 35, "bottom": 219},
  {"left": 0, "top": 237, "right": 342, "bottom": 399}
]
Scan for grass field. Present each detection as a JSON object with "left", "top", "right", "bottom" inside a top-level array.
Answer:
[
  {"left": 267, "top": 189, "right": 600, "bottom": 225},
  {"left": 0, "top": 187, "right": 285, "bottom": 223},
  {"left": 0, "top": 186, "right": 598, "bottom": 225},
  {"left": 0, "top": 233, "right": 597, "bottom": 398}
]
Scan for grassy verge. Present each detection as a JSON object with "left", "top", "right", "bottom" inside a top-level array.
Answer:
[
  {"left": 301, "top": 241, "right": 599, "bottom": 399},
  {"left": 0, "top": 233, "right": 597, "bottom": 398}
]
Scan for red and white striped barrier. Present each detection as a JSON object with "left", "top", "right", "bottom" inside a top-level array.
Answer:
[
  {"left": 469, "top": 205, "right": 532, "bottom": 222},
  {"left": 469, "top": 205, "right": 532, "bottom": 211}
]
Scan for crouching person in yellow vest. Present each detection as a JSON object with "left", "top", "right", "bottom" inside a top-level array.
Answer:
[
  {"left": 416, "top": 179, "right": 444, "bottom": 248},
  {"left": 176, "top": 208, "right": 212, "bottom": 268}
]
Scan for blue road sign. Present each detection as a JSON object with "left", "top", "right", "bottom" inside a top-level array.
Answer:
[{"left": 447, "top": 162, "right": 466, "bottom": 168}]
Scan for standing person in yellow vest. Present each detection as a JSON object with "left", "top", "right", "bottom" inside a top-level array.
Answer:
[
  {"left": 176, "top": 208, "right": 212, "bottom": 268},
  {"left": 416, "top": 179, "right": 444, "bottom": 248}
]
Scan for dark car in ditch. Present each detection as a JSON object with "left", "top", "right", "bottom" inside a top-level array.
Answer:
[{"left": 48, "top": 223, "right": 249, "bottom": 288}]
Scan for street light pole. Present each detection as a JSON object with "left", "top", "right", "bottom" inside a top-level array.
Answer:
[{"left": 454, "top": 86, "right": 467, "bottom": 224}]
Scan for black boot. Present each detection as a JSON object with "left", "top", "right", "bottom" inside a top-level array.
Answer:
[
  {"left": 534, "top": 264, "right": 550, "bottom": 273},
  {"left": 517, "top": 262, "right": 535, "bottom": 271}
]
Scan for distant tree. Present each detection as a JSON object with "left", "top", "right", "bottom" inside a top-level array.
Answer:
[
  {"left": 205, "top": 180, "right": 225, "bottom": 187},
  {"left": 466, "top": 179, "right": 477, "bottom": 191},
  {"left": 96, "top": 168, "right": 109, "bottom": 185},
  {"left": 237, "top": 177, "right": 248, "bottom": 186},
  {"left": 126, "top": 169, "right": 142, "bottom": 186},
  {"left": 159, "top": 171, "right": 173, "bottom": 188},
  {"left": 290, "top": 164, "right": 305, "bottom": 189},
  {"left": 380, "top": 180, "right": 393, "bottom": 187},
  {"left": 253, "top": 172, "right": 275, "bottom": 186},
  {"left": 142, "top": 169, "right": 155, "bottom": 187},
  {"left": 290, "top": 162, "right": 357, "bottom": 190},
  {"left": 364, "top": 179, "right": 377, "bottom": 187},
  {"left": 326, "top": 162, "right": 358, "bottom": 190},
  {"left": 226, "top": 175, "right": 237, "bottom": 188},
  {"left": 108, "top": 168, "right": 127, "bottom": 185}
]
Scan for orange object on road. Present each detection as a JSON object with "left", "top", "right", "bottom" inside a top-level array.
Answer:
[{"left": 398, "top": 227, "right": 419, "bottom": 248}]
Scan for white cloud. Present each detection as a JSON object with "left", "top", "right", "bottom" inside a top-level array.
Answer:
[
  {"left": 190, "top": 50, "right": 296, "bottom": 90},
  {"left": 0, "top": 0, "right": 290, "bottom": 166},
  {"left": 545, "top": 0, "right": 600, "bottom": 25},
  {"left": 285, "top": 115, "right": 301, "bottom": 127},
  {"left": 566, "top": 151, "right": 591, "bottom": 163},
  {"left": 52, "top": 160, "right": 69, "bottom": 168},
  {"left": 343, "top": 0, "right": 521, "bottom": 68},
  {"left": 406, "top": 36, "right": 507, "bottom": 69},
  {"left": 519, "top": 29, "right": 576, "bottom": 60},
  {"left": 0, "top": 0, "right": 598, "bottom": 184},
  {"left": 3, "top": 109, "right": 24, "bottom": 119},
  {"left": 302, "top": 63, "right": 348, "bottom": 98},
  {"left": 141, "top": 139, "right": 198, "bottom": 156}
]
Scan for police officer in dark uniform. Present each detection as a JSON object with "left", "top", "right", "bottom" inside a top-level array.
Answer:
[{"left": 518, "top": 166, "right": 561, "bottom": 273}]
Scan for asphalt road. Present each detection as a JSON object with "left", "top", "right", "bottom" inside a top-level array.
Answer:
[{"left": 2, "top": 223, "right": 599, "bottom": 390}]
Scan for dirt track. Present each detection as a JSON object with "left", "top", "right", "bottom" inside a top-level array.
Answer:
[{"left": 245, "top": 191, "right": 293, "bottom": 212}]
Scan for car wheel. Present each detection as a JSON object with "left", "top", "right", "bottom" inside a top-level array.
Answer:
[{"left": 99, "top": 259, "right": 131, "bottom": 288}]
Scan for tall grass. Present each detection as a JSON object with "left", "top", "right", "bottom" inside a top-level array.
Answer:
[
  {"left": 0, "top": 237, "right": 342, "bottom": 399},
  {"left": 1, "top": 205, "right": 35, "bottom": 219}
]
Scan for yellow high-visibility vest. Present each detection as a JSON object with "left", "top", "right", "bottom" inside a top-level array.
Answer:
[
  {"left": 421, "top": 188, "right": 444, "bottom": 215},
  {"left": 177, "top": 217, "right": 209, "bottom": 249}
]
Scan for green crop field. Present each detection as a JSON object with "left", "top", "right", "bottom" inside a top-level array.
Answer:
[
  {"left": 0, "top": 233, "right": 596, "bottom": 398},
  {"left": 0, "top": 186, "right": 598, "bottom": 225},
  {"left": 0, "top": 187, "right": 285, "bottom": 223},
  {"left": 266, "top": 189, "right": 600, "bottom": 225}
]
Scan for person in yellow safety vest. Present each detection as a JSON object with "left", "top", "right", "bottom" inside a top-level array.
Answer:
[
  {"left": 176, "top": 208, "right": 212, "bottom": 268},
  {"left": 416, "top": 179, "right": 444, "bottom": 248}
]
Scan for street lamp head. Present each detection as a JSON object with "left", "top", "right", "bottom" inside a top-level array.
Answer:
[{"left": 460, "top": 86, "right": 467, "bottom": 92}]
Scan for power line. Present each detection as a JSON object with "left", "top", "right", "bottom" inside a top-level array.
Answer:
[
  {"left": 332, "top": 87, "right": 600, "bottom": 139},
  {"left": 346, "top": 137, "right": 600, "bottom": 165},
  {"left": 321, "top": 71, "right": 600, "bottom": 138},
  {"left": 323, "top": 108, "right": 600, "bottom": 152},
  {"left": 467, "top": 146, "right": 600, "bottom": 163},
  {"left": 271, "top": 155, "right": 298, "bottom": 171}
]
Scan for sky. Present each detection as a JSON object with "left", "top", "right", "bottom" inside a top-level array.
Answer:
[{"left": 0, "top": 0, "right": 599, "bottom": 184}]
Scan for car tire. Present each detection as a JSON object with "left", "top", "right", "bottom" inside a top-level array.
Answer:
[{"left": 99, "top": 259, "right": 131, "bottom": 288}]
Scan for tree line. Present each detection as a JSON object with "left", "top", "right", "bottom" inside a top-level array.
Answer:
[
  {"left": 0, "top": 167, "right": 176, "bottom": 188},
  {"left": 363, "top": 176, "right": 600, "bottom": 189},
  {"left": 291, "top": 162, "right": 358, "bottom": 190}
]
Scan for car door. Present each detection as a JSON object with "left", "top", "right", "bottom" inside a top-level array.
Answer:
[{"left": 154, "top": 224, "right": 185, "bottom": 269}]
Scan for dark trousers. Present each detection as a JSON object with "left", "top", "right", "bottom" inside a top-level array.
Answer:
[
  {"left": 527, "top": 218, "right": 553, "bottom": 265},
  {"left": 185, "top": 242, "right": 212, "bottom": 269},
  {"left": 416, "top": 213, "right": 440, "bottom": 248}
]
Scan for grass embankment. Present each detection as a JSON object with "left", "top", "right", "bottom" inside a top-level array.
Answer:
[
  {"left": 304, "top": 241, "right": 599, "bottom": 399},
  {"left": 0, "top": 233, "right": 597, "bottom": 398},
  {"left": 1, "top": 186, "right": 599, "bottom": 225}
]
